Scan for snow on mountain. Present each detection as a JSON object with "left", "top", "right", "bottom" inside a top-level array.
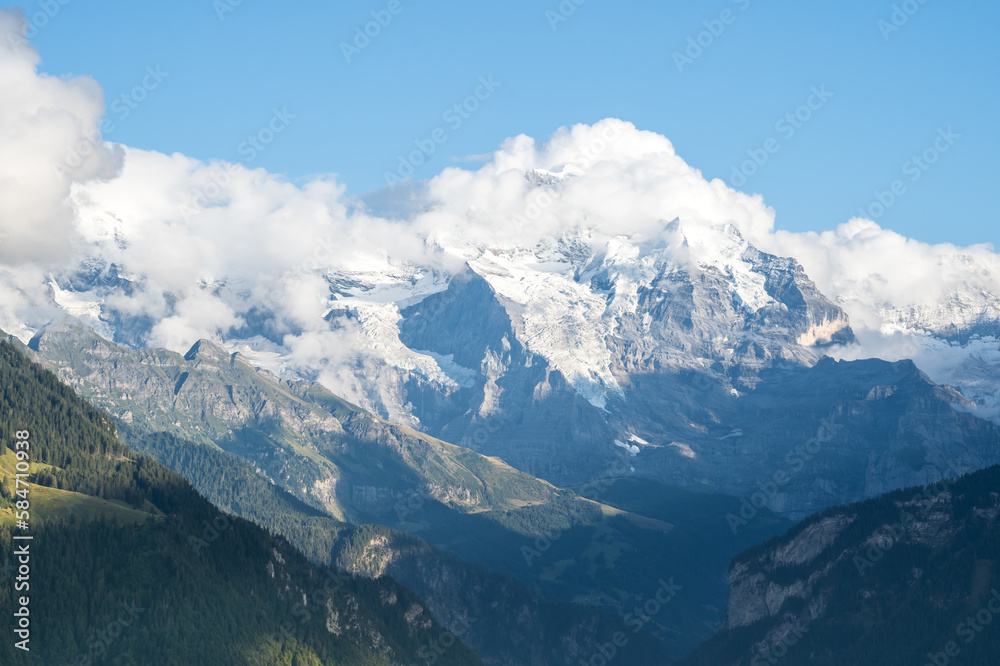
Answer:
[
  {"left": 766, "top": 218, "right": 1000, "bottom": 418},
  {"left": 0, "top": 105, "right": 997, "bottom": 433},
  {"left": 234, "top": 217, "right": 850, "bottom": 417},
  {"left": 3, "top": 27, "right": 1000, "bottom": 523},
  {"left": 467, "top": 246, "right": 622, "bottom": 409}
]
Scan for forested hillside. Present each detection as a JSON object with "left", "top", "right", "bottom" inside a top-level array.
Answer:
[
  {"left": 126, "top": 426, "right": 673, "bottom": 665},
  {"left": 20, "top": 321, "right": 780, "bottom": 660},
  {"left": 0, "top": 339, "right": 482, "bottom": 665},
  {"left": 680, "top": 463, "right": 1000, "bottom": 665}
]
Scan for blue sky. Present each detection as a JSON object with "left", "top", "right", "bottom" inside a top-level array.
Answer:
[{"left": 10, "top": 0, "right": 999, "bottom": 246}]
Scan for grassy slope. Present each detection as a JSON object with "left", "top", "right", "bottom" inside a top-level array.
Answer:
[
  {"left": 30, "top": 325, "right": 564, "bottom": 523},
  {"left": 0, "top": 337, "right": 484, "bottom": 666},
  {"left": 129, "top": 427, "right": 674, "bottom": 666},
  {"left": 23, "top": 323, "right": 789, "bottom": 657},
  {"left": 0, "top": 449, "right": 159, "bottom": 527}
]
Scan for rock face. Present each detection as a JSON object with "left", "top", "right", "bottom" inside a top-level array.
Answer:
[
  {"left": 21, "top": 220, "right": 1000, "bottom": 520},
  {"left": 620, "top": 355, "right": 1000, "bottom": 519},
  {"left": 679, "top": 464, "right": 1000, "bottom": 666},
  {"left": 304, "top": 224, "right": 997, "bottom": 519},
  {"left": 14, "top": 323, "right": 675, "bottom": 666},
  {"left": 724, "top": 514, "right": 855, "bottom": 630},
  {"left": 23, "top": 320, "right": 565, "bottom": 526}
]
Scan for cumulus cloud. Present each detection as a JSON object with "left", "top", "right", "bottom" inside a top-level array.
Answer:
[
  {"left": 0, "top": 10, "right": 122, "bottom": 264},
  {"left": 66, "top": 145, "right": 438, "bottom": 355},
  {"left": 1, "top": 9, "right": 999, "bottom": 419},
  {"left": 148, "top": 290, "right": 242, "bottom": 352},
  {"left": 409, "top": 119, "right": 777, "bottom": 252},
  {"left": 74, "top": 116, "right": 999, "bottom": 415},
  {"left": 73, "top": 118, "right": 776, "bottom": 350},
  {"left": 766, "top": 218, "right": 1000, "bottom": 336}
]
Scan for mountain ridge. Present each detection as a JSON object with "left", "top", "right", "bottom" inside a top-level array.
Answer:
[
  {"left": 679, "top": 463, "right": 1000, "bottom": 666},
  {"left": 0, "top": 335, "right": 484, "bottom": 665}
]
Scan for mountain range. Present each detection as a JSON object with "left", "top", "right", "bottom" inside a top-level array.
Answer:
[
  {"left": 3, "top": 11, "right": 999, "bottom": 664},
  {"left": 20, "top": 216, "right": 1000, "bottom": 515},
  {"left": 680, "top": 463, "right": 1000, "bottom": 666},
  {"left": 3, "top": 208, "right": 999, "bottom": 662},
  {"left": 0, "top": 337, "right": 484, "bottom": 665}
]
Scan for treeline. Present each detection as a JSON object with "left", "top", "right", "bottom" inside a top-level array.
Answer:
[
  {"left": 679, "top": 464, "right": 1000, "bottom": 666},
  {"left": 125, "top": 425, "right": 672, "bottom": 665},
  {"left": 0, "top": 339, "right": 481, "bottom": 665}
]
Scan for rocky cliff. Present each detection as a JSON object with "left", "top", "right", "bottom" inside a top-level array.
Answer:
[{"left": 680, "top": 464, "right": 1000, "bottom": 665}]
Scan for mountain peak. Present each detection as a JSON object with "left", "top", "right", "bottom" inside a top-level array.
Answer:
[
  {"left": 26, "top": 316, "right": 105, "bottom": 352},
  {"left": 183, "top": 339, "right": 230, "bottom": 363}
]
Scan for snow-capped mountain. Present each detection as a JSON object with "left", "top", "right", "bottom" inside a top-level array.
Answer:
[
  {"left": 317, "top": 220, "right": 853, "bottom": 414},
  {"left": 11, "top": 205, "right": 1000, "bottom": 517},
  {"left": 3, "top": 107, "right": 1000, "bottom": 517}
]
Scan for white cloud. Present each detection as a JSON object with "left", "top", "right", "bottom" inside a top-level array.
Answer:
[
  {"left": 0, "top": 262, "right": 53, "bottom": 340},
  {"left": 1, "top": 10, "right": 999, "bottom": 419},
  {"left": 411, "top": 119, "right": 777, "bottom": 252},
  {"left": 767, "top": 218, "right": 1000, "bottom": 336},
  {"left": 146, "top": 290, "right": 241, "bottom": 352},
  {"left": 0, "top": 10, "right": 122, "bottom": 265}
]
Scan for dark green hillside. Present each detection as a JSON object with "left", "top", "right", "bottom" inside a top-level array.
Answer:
[
  {"left": 679, "top": 464, "right": 1000, "bottom": 666},
  {"left": 0, "top": 339, "right": 481, "bottom": 665},
  {"left": 16, "top": 322, "right": 676, "bottom": 663},
  {"left": 127, "top": 427, "right": 673, "bottom": 665}
]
